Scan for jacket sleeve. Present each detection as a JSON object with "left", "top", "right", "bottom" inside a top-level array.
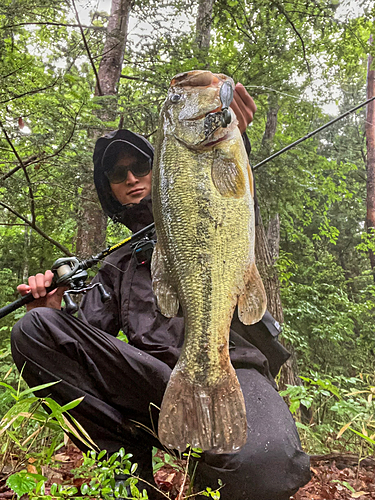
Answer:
[{"left": 79, "top": 266, "right": 121, "bottom": 337}]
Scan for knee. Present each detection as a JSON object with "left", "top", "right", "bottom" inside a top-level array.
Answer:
[
  {"left": 11, "top": 307, "right": 63, "bottom": 361},
  {"left": 196, "top": 438, "right": 311, "bottom": 500},
  {"left": 12, "top": 307, "right": 54, "bottom": 340}
]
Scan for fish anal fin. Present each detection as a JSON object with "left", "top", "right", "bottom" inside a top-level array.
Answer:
[
  {"left": 151, "top": 242, "right": 179, "bottom": 317},
  {"left": 238, "top": 261, "right": 267, "bottom": 325},
  {"left": 158, "top": 366, "right": 247, "bottom": 453},
  {"left": 212, "top": 153, "right": 246, "bottom": 198}
]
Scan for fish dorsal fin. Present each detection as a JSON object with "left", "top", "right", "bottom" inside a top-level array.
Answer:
[
  {"left": 151, "top": 242, "right": 179, "bottom": 317},
  {"left": 238, "top": 261, "right": 267, "bottom": 325},
  {"left": 211, "top": 151, "right": 246, "bottom": 198}
]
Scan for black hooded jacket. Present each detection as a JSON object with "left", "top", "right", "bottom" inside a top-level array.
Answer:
[
  {"left": 81, "top": 129, "right": 289, "bottom": 379},
  {"left": 93, "top": 128, "right": 155, "bottom": 230}
]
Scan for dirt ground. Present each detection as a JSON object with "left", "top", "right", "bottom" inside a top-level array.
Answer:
[{"left": 0, "top": 446, "right": 374, "bottom": 499}]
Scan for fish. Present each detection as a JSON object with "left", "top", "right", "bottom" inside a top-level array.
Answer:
[{"left": 151, "top": 70, "right": 267, "bottom": 453}]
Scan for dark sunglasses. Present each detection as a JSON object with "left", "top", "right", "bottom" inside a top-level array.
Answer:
[{"left": 105, "top": 158, "right": 152, "bottom": 184}]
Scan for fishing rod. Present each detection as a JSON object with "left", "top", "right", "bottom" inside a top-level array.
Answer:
[
  {"left": 0, "top": 223, "right": 155, "bottom": 319},
  {"left": 2, "top": 93, "right": 372, "bottom": 318},
  {"left": 252, "top": 95, "right": 375, "bottom": 171}
]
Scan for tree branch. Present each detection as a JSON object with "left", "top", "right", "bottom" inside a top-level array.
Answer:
[
  {"left": 0, "top": 121, "right": 36, "bottom": 224},
  {"left": 0, "top": 154, "right": 40, "bottom": 182},
  {"left": 0, "top": 202, "right": 73, "bottom": 256},
  {"left": 120, "top": 74, "right": 156, "bottom": 85},
  {"left": 275, "top": 3, "right": 312, "bottom": 80},
  {"left": 2, "top": 22, "right": 105, "bottom": 30},
  {"left": 0, "top": 80, "right": 59, "bottom": 104},
  {"left": 70, "top": 0, "right": 103, "bottom": 95},
  {"left": 0, "top": 104, "right": 82, "bottom": 183}
]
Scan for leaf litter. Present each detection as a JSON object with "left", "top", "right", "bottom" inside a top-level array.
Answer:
[{"left": 1, "top": 444, "right": 375, "bottom": 499}]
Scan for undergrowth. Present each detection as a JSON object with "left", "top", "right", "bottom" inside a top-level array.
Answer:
[{"left": 0, "top": 367, "right": 221, "bottom": 499}]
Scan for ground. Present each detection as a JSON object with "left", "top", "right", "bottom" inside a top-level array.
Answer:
[{"left": 0, "top": 446, "right": 374, "bottom": 499}]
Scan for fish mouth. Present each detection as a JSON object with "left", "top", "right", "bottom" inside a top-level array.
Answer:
[
  {"left": 173, "top": 118, "right": 237, "bottom": 151},
  {"left": 202, "top": 131, "right": 233, "bottom": 148}
]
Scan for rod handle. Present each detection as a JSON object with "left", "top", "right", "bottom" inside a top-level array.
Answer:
[{"left": 0, "top": 284, "right": 57, "bottom": 320}]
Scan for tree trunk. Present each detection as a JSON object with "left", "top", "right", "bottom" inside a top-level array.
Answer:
[
  {"left": 22, "top": 223, "right": 31, "bottom": 283},
  {"left": 96, "top": 0, "right": 131, "bottom": 97},
  {"left": 366, "top": 35, "right": 375, "bottom": 279},
  {"left": 261, "top": 93, "right": 280, "bottom": 152},
  {"left": 256, "top": 93, "right": 283, "bottom": 321},
  {"left": 255, "top": 94, "right": 304, "bottom": 392},
  {"left": 76, "top": 0, "right": 132, "bottom": 258},
  {"left": 255, "top": 215, "right": 284, "bottom": 323},
  {"left": 195, "top": 0, "right": 215, "bottom": 66}
]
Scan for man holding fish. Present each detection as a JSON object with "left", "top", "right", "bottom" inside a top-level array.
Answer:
[{"left": 11, "top": 71, "right": 310, "bottom": 499}]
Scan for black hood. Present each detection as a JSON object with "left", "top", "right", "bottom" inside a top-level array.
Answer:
[{"left": 93, "top": 129, "right": 154, "bottom": 232}]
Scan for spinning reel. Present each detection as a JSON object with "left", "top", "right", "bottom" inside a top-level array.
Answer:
[{"left": 50, "top": 257, "right": 111, "bottom": 315}]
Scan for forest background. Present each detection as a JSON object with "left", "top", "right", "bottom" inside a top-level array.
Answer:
[{"left": 1, "top": 0, "right": 375, "bottom": 480}]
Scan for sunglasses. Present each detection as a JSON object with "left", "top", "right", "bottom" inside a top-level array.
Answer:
[{"left": 105, "top": 158, "right": 152, "bottom": 184}]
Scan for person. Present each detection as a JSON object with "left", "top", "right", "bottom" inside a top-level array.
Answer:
[{"left": 11, "top": 83, "right": 311, "bottom": 500}]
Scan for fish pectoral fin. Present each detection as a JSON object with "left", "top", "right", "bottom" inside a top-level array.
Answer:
[
  {"left": 151, "top": 242, "right": 179, "bottom": 317},
  {"left": 211, "top": 153, "right": 246, "bottom": 198},
  {"left": 158, "top": 366, "right": 247, "bottom": 453},
  {"left": 238, "top": 261, "right": 267, "bottom": 325}
]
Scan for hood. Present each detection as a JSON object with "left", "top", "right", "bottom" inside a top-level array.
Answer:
[{"left": 93, "top": 129, "right": 154, "bottom": 232}]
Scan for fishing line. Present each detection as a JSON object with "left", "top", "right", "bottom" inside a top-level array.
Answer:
[{"left": 252, "top": 95, "right": 375, "bottom": 171}]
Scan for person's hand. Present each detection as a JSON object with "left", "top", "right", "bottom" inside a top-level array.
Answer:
[
  {"left": 230, "top": 83, "right": 257, "bottom": 134},
  {"left": 17, "top": 270, "right": 66, "bottom": 311}
]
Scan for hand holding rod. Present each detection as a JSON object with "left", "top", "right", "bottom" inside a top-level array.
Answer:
[
  {"left": 0, "top": 222, "right": 156, "bottom": 320},
  {"left": 0, "top": 284, "right": 57, "bottom": 319}
]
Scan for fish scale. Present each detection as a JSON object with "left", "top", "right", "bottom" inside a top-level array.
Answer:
[{"left": 151, "top": 70, "right": 267, "bottom": 453}]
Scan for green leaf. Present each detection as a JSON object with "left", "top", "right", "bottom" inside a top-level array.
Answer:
[
  {"left": 289, "top": 400, "right": 300, "bottom": 414},
  {"left": 59, "top": 397, "right": 84, "bottom": 412},
  {"left": 6, "top": 471, "right": 41, "bottom": 498},
  {"left": 18, "top": 380, "right": 61, "bottom": 399}
]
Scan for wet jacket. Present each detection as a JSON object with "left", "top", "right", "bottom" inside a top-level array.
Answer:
[{"left": 80, "top": 129, "right": 289, "bottom": 382}]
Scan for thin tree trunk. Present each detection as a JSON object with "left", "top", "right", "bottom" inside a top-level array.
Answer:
[
  {"left": 195, "top": 0, "right": 215, "bottom": 66},
  {"left": 22, "top": 223, "right": 31, "bottom": 283},
  {"left": 255, "top": 215, "right": 284, "bottom": 323},
  {"left": 255, "top": 94, "right": 304, "bottom": 393},
  {"left": 256, "top": 93, "right": 283, "bottom": 322},
  {"left": 366, "top": 35, "right": 375, "bottom": 279},
  {"left": 76, "top": 0, "right": 132, "bottom": 258},
  {"left": 261, "top": 93, "right": 280, "bottom": 152}
]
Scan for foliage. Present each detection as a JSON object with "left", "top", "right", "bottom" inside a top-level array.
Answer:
[
  {"left": 281, "top": 371, "right": 375, "bottom": 456},
  {"left": 6, "top": 448, "right": 148, "bottom": 499},
  {"left": 0, "top": 0, "right": 375, "bottom": 462},
  {"left": 0, "top": 372, "right": 99, "bottom": 474}
]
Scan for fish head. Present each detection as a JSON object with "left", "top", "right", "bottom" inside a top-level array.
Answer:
[{"left": 162, "top": 70, "right": 238, "bottom": 150}]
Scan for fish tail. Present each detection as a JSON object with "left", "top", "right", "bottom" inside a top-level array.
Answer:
[
  {"left": 238, "top": 261, "right": 267, "bottom": 325},
  {"left": 158, "top": 366, "right": 247, "bottom": 453}
]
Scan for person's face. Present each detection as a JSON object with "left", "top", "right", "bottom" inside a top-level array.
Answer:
[{"left": 108, "top": 152, "right": 152, "bottom": 206}]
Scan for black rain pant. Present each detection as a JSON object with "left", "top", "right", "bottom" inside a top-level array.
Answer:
[{"left": 11, "top": 308, "right": 311, "bottom": 500}]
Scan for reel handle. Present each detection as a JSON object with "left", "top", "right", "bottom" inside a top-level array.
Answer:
[{"left": 97, "top": 283, "right": 111, "bottom": 302}]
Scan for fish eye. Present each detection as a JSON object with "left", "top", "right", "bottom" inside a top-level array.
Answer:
[{"left": 170, "top": 94, "right": 181, "bottom": 103}]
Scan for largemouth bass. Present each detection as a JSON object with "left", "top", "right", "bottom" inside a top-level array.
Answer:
[{"left": 151, "top": 70, "right": 267, "bottom": 453}]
